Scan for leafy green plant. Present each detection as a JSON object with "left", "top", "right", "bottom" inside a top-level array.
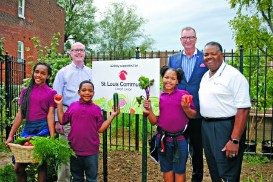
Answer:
[
  {"left": 31, "top": 136, "right": 75, "bottom": 167},
  {"left": 0, "top": 142, "right": 10, "bottom": 152},
  {"left": 136, "top": 76, "right": 154, "bottom": 106},
  {"left": 25, "top": 32, "right": 72, "bottom": 87},
  {"left": 0, "top": 164, "right": 16, "bottom": 182}
]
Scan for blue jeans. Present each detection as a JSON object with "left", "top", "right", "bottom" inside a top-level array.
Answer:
[{"left": 70, "top": 154, "right": 98, "bottom": 182}]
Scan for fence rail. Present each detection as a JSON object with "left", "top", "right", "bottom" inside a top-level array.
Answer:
[{"left": 0, "top": 48, "right": 272, "bottom": 181}]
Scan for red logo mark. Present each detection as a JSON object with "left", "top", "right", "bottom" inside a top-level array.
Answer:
[{"left": 119, "top": 70, "right": 128, "bottom": 80}]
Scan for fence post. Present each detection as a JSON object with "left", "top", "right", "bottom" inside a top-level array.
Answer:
[
  {"left": 239, "top": 45, "right": 243, "bottom": 74},
  {"left": 4, "top": 53, "right": 11, "bottom": 139},
  {"left": 102, "top": 111, "right": 108, "bottom": 182},
  {"left": 135, "top": 47, "right": 140, "bottom": 151},
  {"left": 136, "top": 47, "right": 148, "bottom": 182},
  {"left": 142, "top": 114, "right": 148, "bottom": 182}
]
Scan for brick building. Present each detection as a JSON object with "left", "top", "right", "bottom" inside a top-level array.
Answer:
[{"left": 0, "top": 0, "right": 65, "bottom": 76}]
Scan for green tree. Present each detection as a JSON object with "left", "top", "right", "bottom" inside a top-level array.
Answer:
[
  {"left": 57, "top": 0, "right": 97, "bottom": 50},
  {"left": 98, "top": 2, "right": 154, "bottom": 54},
  {"left": 228, "top": 0, "right": 273, "bottom": 53},
  {"left": 228, "top": 1, "right": 273, "bottom": 109}
]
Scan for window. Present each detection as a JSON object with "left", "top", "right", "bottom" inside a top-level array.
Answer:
[
  {"left": 18, "top": 0, "right": 25, "bottom": 18},
  {"left": 18, "top": 41, "right": 24, "bottom": 62}
]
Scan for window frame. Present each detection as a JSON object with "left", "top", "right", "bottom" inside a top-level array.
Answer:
[
  {"left": 18, "top": 0, "right": 25, "bottom": 19},
  {"left": 17, "top": 41, "right": 24, "bottom": 62}
]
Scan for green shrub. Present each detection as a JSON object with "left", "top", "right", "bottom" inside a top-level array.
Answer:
[{"left": 0, "top": 164, "right": 16, "bottom": 182}]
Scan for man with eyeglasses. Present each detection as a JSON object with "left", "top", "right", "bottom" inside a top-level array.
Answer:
[
  {"left": 168, "top": 26, "right": 207, "bottom": 182},
  {"left": 199, "top": 41, "right": 251, "bottom": 181},
  {"left": 53, "top": 42, "right": 92, "bottom": 182}
]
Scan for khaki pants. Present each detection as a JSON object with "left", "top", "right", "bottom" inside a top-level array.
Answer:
[
  {"left": 57, "top": 123, "right": 71, "bottom": 182},
  {"left": 57, "top": 105, "right": 71, "bottom": 182}
]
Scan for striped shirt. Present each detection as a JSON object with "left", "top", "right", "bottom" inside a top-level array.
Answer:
[{"left": 181, "top": 49, "right": 197, "bottom": 82}]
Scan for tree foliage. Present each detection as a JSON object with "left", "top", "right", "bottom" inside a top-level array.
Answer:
[
  {"left": 57, "top": 0, "right": 97, "bottom": 50},
  {"left": 97, "top": 2, "right": 153, "bottom": 53},
  {"left": 228, "top": 0, "right": 273, "bottom": 52},
  {"left": 228, "top": 0, "right": 273, "bottom": 109}
]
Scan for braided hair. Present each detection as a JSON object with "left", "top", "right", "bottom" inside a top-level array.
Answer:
[{"left": 21, "top": 62, "right": 52, "bottom": 120}]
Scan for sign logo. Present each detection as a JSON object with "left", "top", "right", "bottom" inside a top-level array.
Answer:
[{"left": 119, "top": 70, "right": 128, "bottom": 80}]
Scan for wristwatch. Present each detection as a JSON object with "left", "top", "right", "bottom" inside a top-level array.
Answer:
[{"left": 230, "top": 139, "right": 239, "bottom": 144}]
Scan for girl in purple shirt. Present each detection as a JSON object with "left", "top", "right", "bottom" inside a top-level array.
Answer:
[
  {"left": 55, "top": 80, "right": 120, "bottom": 182},
  {"left": 5, "top": 62, "right": 57, "bottom": 182},
  {"left": 144, "top": 66, "right": 197, "bottom": 182}
]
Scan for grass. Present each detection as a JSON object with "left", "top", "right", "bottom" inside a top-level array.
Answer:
[{"left": 243, "top": 154, "right": 270, "bottom": 164}]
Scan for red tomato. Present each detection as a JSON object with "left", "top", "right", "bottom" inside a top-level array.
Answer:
[
  {"left": 188, "top": 95, "right": 193, "bottom": 103},
  {"left": 55, "top": 94, "right": 62, "bottom": 101},
  {"left": 23, "top": 142, "right": 30, "bottom": 146}
]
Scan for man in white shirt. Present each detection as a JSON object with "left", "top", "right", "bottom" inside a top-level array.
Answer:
[{"left": 199, "top": 41, "right": 251, "bottom": 182}]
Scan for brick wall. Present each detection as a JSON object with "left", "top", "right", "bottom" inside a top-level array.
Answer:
[{"left": 0, "top": 0, "right": 65, "bottom": 76}]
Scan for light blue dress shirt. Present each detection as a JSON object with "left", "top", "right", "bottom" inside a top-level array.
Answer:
[
  {"left": 53, "top": 62, "right": 92, "bottom": 106},
  {"left": 181, "top": 50, "right": 197, "bottom": 82}
]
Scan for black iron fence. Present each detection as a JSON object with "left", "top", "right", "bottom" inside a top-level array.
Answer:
[
  {"left": 1, "top": 48, "right": 272, "bottom": 181},
  {"left": 0, "top": 53, "right": 26, "bottom": 141}
]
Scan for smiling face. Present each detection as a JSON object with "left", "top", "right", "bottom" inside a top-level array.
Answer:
[
  {"left": 78, "top": 82, "right": 94, "bottom": 102},
  {"left": 162, "top": 69, "right": 178, "bottom": 93},
  {"left": 69, "top": 42, "right": 86, "bottom": 66},
  {"left": 33, "top": 65, "right": 50, "bottom": 85},
  {"left": 203, "top": 44, "right": 224, "bottom": 75},
  {"left": 180, "top": 29, "right": 197, "bottom": 51}
]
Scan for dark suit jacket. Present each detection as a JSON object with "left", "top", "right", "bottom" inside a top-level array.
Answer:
[{"left": 168, "top": 49, "right": 208, "bottom": 118}]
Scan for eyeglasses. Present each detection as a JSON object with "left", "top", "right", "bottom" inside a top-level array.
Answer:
[
  {"left": 180, "top": 36, "right": 196, "bottom": 41},
  {"left": 71, "top": 49, "right": 85, "bottom": 53}
]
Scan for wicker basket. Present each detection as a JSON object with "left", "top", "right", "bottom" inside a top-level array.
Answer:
[{"left": 8, "top": 143, "right": 38, "bottom": 163}]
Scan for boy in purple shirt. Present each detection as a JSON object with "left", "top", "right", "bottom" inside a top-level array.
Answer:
[
  {"left": 6, "top": 62, "right": 57, "bottom": 182},
  {"left": 144, "top": 66, "right": 196, "bottom": 182},
  {"left": 54, "top": 80, "right": 120, "bottom": 182}
]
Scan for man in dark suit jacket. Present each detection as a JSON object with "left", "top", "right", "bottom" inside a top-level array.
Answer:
[{"left": 168, "top": 26, "right": 208, "bottom": 182}]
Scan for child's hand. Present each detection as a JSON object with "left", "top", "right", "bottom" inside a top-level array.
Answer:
[
  {"left": 55, "top": 122, "right": 64, "bottom": 134},
  {"left": 54, "top": 94, "right": 63, "bottom": 104},
  {"left": 111, "top": 106, "right": 120, "bottom": 117},
  {"left": 5, "top": 137, "right": 13, "bottom": 146},
  {"left": 143, "top": 99, "right": 151, "bottom": 115}
]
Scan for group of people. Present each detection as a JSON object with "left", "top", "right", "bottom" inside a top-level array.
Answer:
[
  {"left": 144, "top": 27, "right": 251, "bottom": 182},
  {"left": 5, "top": 42, "right": 119, "bottom": 182},
  {"left": 5, "top": 26, "right": 251, "bottom": 182}
]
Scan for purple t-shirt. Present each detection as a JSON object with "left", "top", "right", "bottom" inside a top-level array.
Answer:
[
  {"left": 158, "top": 87, "right": 196, "bottom": 133},
  {"left": 19, "top": 84, "right": 57, "bottom": 121},
  {"left": 62, "top": 99, "right": 104, "bottom": 156}
]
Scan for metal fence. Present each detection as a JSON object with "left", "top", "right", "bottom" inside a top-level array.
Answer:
[
  {"left": 1, "top": 48, "right": 272, "bottom": 181},
  {"left": 0, "top": 54, "right": 26, "bottom": 141}
]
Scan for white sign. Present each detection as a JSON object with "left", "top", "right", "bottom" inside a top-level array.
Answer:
[{"left": 92, "top": 59, "right": 160, "bottom": 115}]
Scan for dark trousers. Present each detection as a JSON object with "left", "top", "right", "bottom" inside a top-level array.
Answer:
[
  {"left": 185, "top": 118, "right": 204, "bottom": 182},
  {"left": 202, "top": 119, "right": 245, "bottom": 182}
]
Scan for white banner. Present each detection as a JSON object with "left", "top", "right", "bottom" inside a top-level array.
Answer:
[{"left": 92, "top": 59, "right": 160, "bottom": 115}]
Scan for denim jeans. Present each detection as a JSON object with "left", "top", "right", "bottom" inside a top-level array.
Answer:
[{"left": 70, "top": 154, "right": 98, "bottom": 182}]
